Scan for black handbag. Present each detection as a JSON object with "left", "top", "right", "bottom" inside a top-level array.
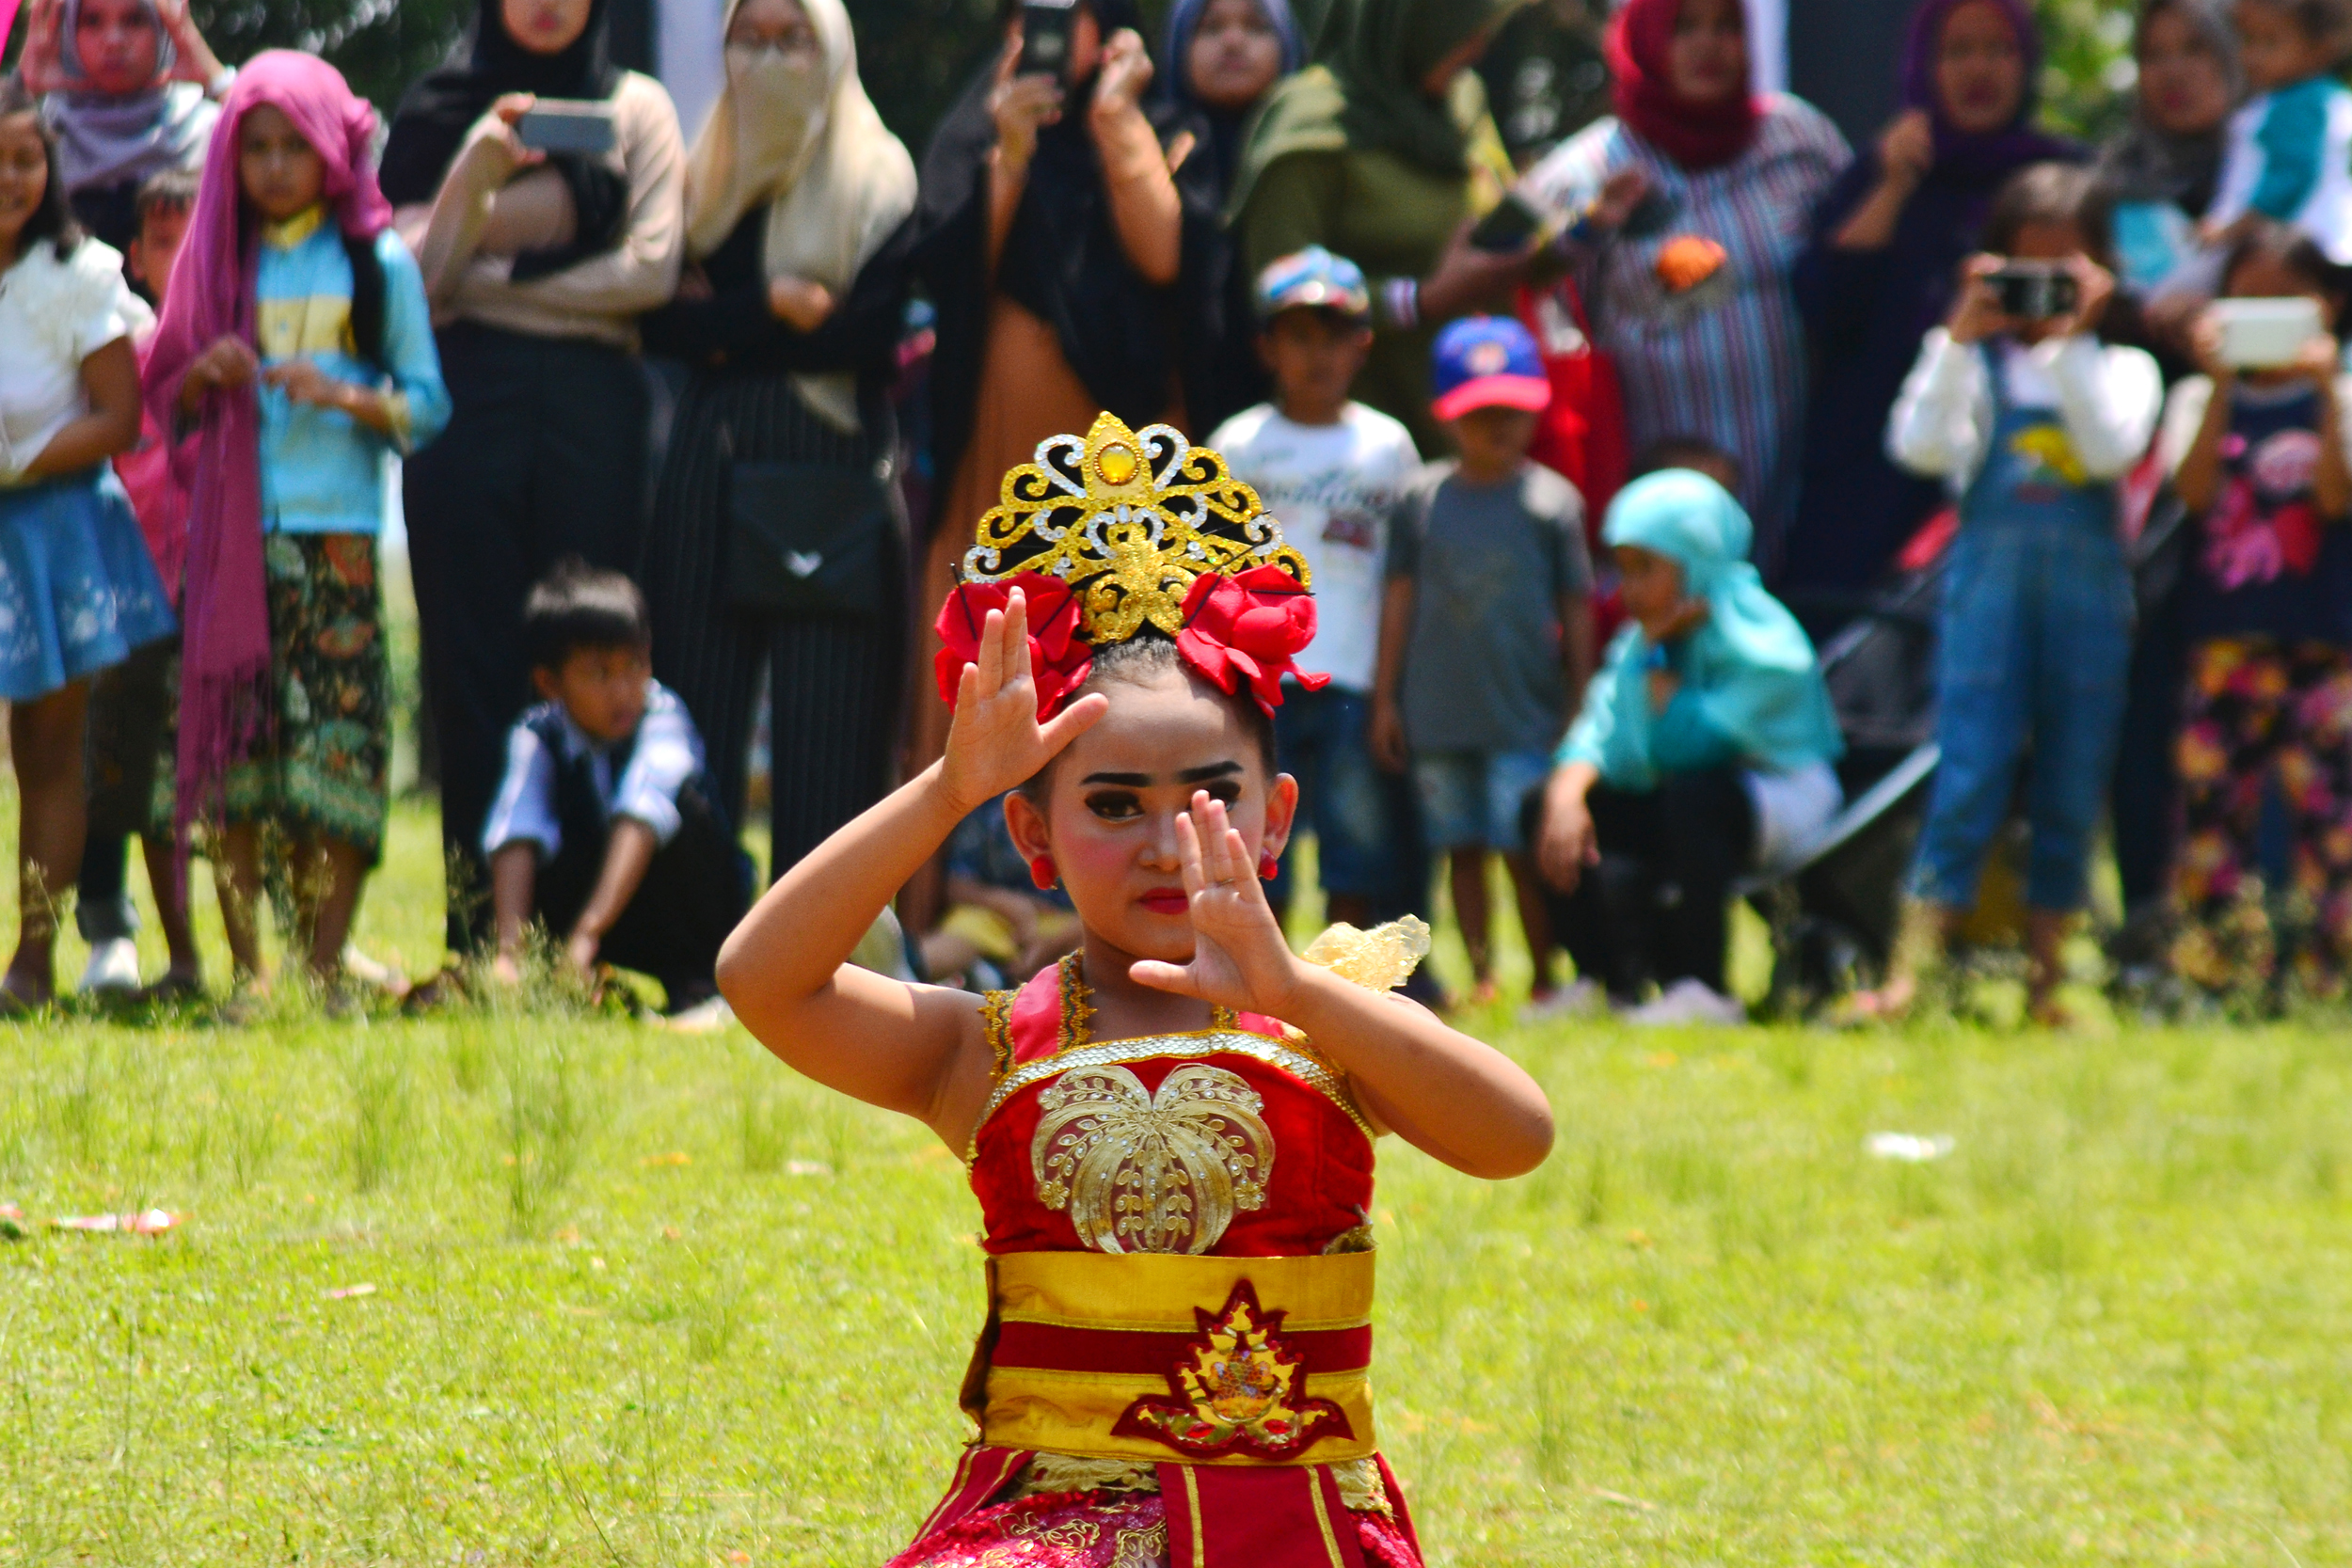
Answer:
[{"left": 724, "top": 457, "right": 896, "bottom": 616}]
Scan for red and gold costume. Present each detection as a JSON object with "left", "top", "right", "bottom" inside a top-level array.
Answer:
[
  {"left": 889, "top": 417, "right": 1436, "bottom": 1567},
  {"left": 891, "top": 953, "right": 1425, "bottom": 1568}
]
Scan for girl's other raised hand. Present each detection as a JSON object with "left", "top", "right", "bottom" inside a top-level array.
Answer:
[
  {"left": 1130, "top": 792, "right": 1299, "bottom": 1016},
  {"left": 936, "top": 587, "right": 1108, "bottom": 815}
]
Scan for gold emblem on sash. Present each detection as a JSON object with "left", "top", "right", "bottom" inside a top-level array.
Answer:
[{"left": 1030, "top": 1063, "right": 1273, "bottom": 1254}]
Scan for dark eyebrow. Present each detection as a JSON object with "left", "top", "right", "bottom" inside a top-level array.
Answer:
[{"left": 1077, "top": 760, "right": 1245, "bottom": 787}]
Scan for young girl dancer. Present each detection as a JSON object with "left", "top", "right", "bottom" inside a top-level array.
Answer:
[{"left": 722, "top": 414, "right": 1554, "bottom": 1567}]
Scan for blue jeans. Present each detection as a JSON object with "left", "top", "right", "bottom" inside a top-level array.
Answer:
[
  {"left": 1272, "top": 686, "right": 1397, "bottom": 900},
  {"left": 1914, "top": 521, "right": 2132, "bottom": 911},
  {"left": 1413, "top": 747, "right": 1554, "bottom": 854}
]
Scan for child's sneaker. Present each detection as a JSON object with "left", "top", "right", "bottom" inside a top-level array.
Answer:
[
  {"left": 1518, "top": 978, "right": 1609, "bottom": 1023},
  {"left": 78, "top": 937, "right": 142, "bottom": 993},
  {"left": 1623, "top": 977, "right": 1745, "bottom": 1026}
]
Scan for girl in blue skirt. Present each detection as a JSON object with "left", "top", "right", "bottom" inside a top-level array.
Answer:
[{"left": 0, "top": 75, "right": 175, "bottom": 1009}]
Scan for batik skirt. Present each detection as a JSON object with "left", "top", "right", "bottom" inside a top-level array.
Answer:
[{"left": 151, "top": 531, "right": 390, "bottom": 863}]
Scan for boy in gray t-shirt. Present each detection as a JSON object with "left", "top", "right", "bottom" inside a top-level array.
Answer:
[{"left": 1373, "top": 316, "right": 1594, "bottom": 1006}]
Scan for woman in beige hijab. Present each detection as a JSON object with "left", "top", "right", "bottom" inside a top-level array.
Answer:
[{"left": 639, "top": 0, "right": 919, "bottom": 877}]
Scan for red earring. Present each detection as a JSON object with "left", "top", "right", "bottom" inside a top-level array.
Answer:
[
  {"left": 1259, "top": 851, "right": 1279, "bottom": 882},
  {"left": 1029, "top": 855, "right": 1058, "bottom": 891}
]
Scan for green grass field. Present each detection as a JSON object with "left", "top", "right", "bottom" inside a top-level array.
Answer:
[{"left": 5, "top": 792, "right": 2352, "bottom": 1566}]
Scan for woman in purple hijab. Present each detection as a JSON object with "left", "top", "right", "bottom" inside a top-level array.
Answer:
[{"left": 1778, "top": 0, "right": 2080, "bottom": 610}]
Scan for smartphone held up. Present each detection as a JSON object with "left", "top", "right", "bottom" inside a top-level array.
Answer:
[
  {"left": 1019, "top": 0, "right": 1081, "bottom": 81},
  {"left": 514, "top": 99, "right": 618, "bottom": 157}
]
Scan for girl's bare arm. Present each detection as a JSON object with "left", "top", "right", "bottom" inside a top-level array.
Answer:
[
  {"left": 718, "top": 593, "right": 1107, "bottom": 1145},
  {"left": 24, "top": 340, "right": 142, "bottom": 477}
]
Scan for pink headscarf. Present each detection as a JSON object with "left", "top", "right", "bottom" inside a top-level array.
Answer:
[{"left": 142, "top": 50, "right": 391, "bottom": 852}]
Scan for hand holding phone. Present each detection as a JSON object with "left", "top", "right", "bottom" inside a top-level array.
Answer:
[{"left": 1470, "top": 193, "right": 1545, "bottom": 253}]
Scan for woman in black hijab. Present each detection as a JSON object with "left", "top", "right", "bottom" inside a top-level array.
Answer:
[
  {"left": 904, "top": 1, "right": 1226, "bottom": 849},
  {"left": 382, "top": 0, "right": 687, "bottom": 957}
]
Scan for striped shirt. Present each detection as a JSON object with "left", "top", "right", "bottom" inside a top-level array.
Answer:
[{"left": 1523, "top": 97, "right": 1851, "bottom": 577}]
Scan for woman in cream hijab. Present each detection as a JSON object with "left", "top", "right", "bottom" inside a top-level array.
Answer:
[{"left": 640, "top": 0, "right": 919, "bottom": 875}]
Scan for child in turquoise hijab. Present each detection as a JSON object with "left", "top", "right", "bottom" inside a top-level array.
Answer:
[{"left": 1538, "top": 468, "right": 1843, "bottom": 1022}]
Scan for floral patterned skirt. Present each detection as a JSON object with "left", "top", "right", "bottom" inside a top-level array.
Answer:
[
  {"left": 0, "top": 467, "right": 175, "bottom": 702},
  {"left": 886, "top": 1485, "right": 1422, "bottom": 1568},
  {"left": 150, "top": 531, "right": 389, "bottom": 863}
]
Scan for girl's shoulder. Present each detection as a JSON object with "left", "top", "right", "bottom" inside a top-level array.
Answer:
[
  {"left": 610, "top": 71, "right": 685, "bottom": 150},
  {"left": 4, "top": 237, "right": 146, "bottom": 357}
]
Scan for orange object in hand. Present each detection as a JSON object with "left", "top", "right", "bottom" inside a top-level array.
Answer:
[{"left": 1655, "top": 234, "right": 1727, "bottom": 293}]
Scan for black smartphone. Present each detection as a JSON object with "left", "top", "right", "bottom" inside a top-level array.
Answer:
[
  {"left": 1470, "top": 192, "right": 1545, "bottom": 253},
  {"left": 1989, "top": 263, "right": 2079, "bottom": 320},
  {"left": 1019, "top": 0, "right": 1080, "bottom": 81},
  {"left": 515, "top": 100, "right": 618, "bottom": 157}
]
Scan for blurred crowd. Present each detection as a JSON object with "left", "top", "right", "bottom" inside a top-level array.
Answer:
[{"left": 1, "top": 0, "right": 2347, "bottom": 1025}]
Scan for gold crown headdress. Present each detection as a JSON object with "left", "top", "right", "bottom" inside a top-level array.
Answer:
[
  {"left": 959, "top": 413, "right": 1311, "bottom": 642},
  {"left": 936, "top": 413, "right": 1328, "bottom": 719}
]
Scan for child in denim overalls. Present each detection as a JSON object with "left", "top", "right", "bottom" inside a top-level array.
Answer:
[{"left": 1875, "top": 165, "right": 2165, "bottom": 1023}]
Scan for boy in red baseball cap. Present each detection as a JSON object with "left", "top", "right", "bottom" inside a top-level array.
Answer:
[{"left": 1375, "top": 314, "right": 1596, "bottom": 1013}]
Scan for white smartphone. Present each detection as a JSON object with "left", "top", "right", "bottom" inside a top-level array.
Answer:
[{"left": 2214, "top": 296, "right": 2325, "bottom": 369}]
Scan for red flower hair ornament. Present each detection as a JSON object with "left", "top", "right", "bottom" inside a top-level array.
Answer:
[
  {"left": 934, "top": 567, "right": 1327, "bottom": 721},
  {"left": 1177, "top": 566, "right": 1328, "bottom": 716},
  {"left": 933, "top": 574, "right": 1092, "bottom": 720}
]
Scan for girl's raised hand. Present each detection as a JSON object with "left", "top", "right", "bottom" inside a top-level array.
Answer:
[
  {"left": 1130, "top": 792, "right": 1299, "bottom": 1015},
  {"left": 937, "top": 587, "right": 1108, "bottom": 815}
]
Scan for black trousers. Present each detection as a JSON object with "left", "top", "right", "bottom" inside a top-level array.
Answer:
[
  {"left": 2112, "top": 573, "right": 2186, "bottom": 914},
  {"left": 535, "top": 779, "right": 749, "bottom": 1007},
  {"left": 638, "top": 372, "right": 902, "bottom": 876},
  {"left": 75, "top": 638, "right": 176, "bottom": 942},
  {"left": 405, "top": 325, "right": 651, "bottom": 951},
  {"left": 1542, "top": 766, "right": 1756, "bottom": 996}
]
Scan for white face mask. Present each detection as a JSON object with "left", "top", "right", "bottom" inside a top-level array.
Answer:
[{"left": 726, "top": 40, "right": 827, "bottom": 110}]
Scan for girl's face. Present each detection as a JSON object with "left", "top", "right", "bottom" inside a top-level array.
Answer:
[
  {"left": 1935, "top": 0, "right": 2026, "bottom": 135},
  {"left": 237, "top": 104, "right": 328, "bottom": 224},
  {"left": 727, "top": 0, "right": 820, "bottom": 57},
  {"left": 1615, "top": 544, "right": 1691, "bottom": 640},
  {"left": 503, "top": 0, "right": 596, "bottom": 56},
  {"left": 2235, "top": 0, "right": 2333, "bottom": 93},
  {"left": 0, "top": 113, "right": 51, "bottom": 261},
  {"left": 2137, "top": 7, "right": 2234, "bottom": 135},
  {"left": 72, "top": 0, "right": 164, "bottom": 99},
  {"left": 1667, "top": 0, "right": 1749, "bottom": 107},
  {"left": 1187, "top": 0, "right": 1286, "bottom": 112},
  {"left": 1005, "top": 664, "right": 1297, "bottom": 964}
]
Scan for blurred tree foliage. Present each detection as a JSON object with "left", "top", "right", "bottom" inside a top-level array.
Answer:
[
  {"left": 189, "top": 0, "right": 475, "bottom": 110},
  {"left": 2035, "top": 0, "right": 2137, "bottom": 144}
]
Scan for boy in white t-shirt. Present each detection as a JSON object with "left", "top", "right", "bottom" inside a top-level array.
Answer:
[{"left": 1209, "top": 247, "right": 1421, "bottom": 929}]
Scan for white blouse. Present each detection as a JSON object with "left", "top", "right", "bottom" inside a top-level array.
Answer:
[{"left": 0, "top": 236, "right": 151, "bottom": 485}]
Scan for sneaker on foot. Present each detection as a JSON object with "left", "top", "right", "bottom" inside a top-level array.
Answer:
[
  {"left": 1519, "top": 978, "right": 1609, "bottom": 1023},
  {"left": 656, "top": 994, "right": 735, "bottom": 1034},
  {"left": 78, "top": 937, "right": 142, "bottom": 993},
  {"left": 1623, "top": 977, "right": 1746, "bottom": 1026}
]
